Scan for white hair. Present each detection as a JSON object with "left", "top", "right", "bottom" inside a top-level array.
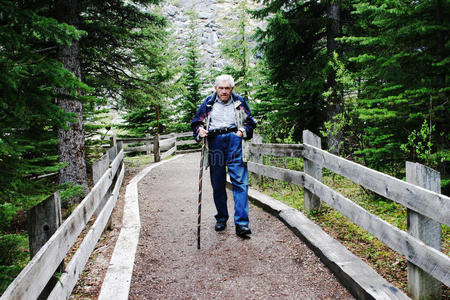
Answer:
[{"left": 215, "top": 74, "right": 235, "bottom": 87}]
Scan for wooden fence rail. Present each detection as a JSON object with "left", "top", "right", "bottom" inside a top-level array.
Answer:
[
  {"left": 116, "top": 132, "right": 194, "bottom": 160},
  {"left": 1, "top": 140, "right": 125, "bottom": 300},
  {"left": 247, "top": 130, "right": 449, "bottom": 299}
]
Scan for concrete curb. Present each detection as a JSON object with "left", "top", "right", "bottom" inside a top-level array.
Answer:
[
  {"left": 228, "top": 181, "right": 410, "bottom": 300},
  {"left": 98, "top": 155, "right": 183, "bottom": 300}
]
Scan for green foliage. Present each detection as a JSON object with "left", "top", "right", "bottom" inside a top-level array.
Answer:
[
  {"left": 251, "top": 0, "right": 330, "bottom": 142},
  {"left": 320, "top": 53, "right": 365, "bottom": 159},
  {"left": 401, "top": 120, "right": 435, "bottom": 167},
  {"left": 175, "top": 11, "right": 205, "bottom": 126},
  {"left": 118, "top": 106, "right": 172, "bottom": 137},
  {"left": 0, "top": 0, "right": 85, "bottom": 229},
  {"left": 0, "top": 0, "right": 176, "bottom": 292},
  {"left": 0, "top": 234, "right": 29, "bottom": 294},
  {"left": 113, "top": 5, "right": 180, "bottom": 137},
  {"left": 79, "top": 0, "right": 167, "bottom": 105},
  {"left": 83, "top": 107, "right": 114, "bottom": 165},
  {"left": 218, "top": 0, "right": 253, "bottom": 97},
  {"left": 340, "top": 1, "right": 450, "bottom": 173}
]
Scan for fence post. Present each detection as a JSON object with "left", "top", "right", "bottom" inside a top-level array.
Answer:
[
  {"left": 154, "top": 133, "right": 160, "bottom": 162},
  {"left": 302, "top": 130, "right": 322, "bottom": 212},
  {"left": 27, "top": 191, "right": 63, "bottom": 299},
  {"left": 110, "top": 134, "right": 117, "bottom": 149},
  {"left": 252, "top": 134, "right": 263, "bottom": 185},
  {"left": 146, "top": 133, "right": 151, "bottom": 155},
  {"left": 406, "top": 162, "right": 441, "bottom": 299},
  {"left": 172, "top": 133, "right": 177, "bottom": 154}
]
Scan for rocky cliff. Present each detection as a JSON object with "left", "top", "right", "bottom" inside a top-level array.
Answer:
[{"left": 162, "top": 0, "right": 263, "bottom": 76}]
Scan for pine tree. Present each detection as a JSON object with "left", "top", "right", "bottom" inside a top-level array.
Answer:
[
  {"left": 176, "top": 12, "right": 205, "bottom": 128},
  {"left": 325, "top": 0, "right": 343, "bottom": 154},
  {"left": 219, "top": 0, "right": 253, "bottom": 97},
  {"left": 0, "top": 0, "right": 86, "bottom": 290},
  {"left": 118, "top": 7, "right": 180, "bottom": 136},
  {"left": 54, "top": 0, "right": 88, "bottom": 197},
  {"left": 341, "top": 1, "right": 450, "bottom": 175},
  {"left": 251, "top": 0, "right": 329, "bottom": 141}
]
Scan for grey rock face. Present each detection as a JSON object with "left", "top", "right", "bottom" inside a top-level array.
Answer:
[{"left": 163, "top": 0, "right": 263, "bottom": 73}]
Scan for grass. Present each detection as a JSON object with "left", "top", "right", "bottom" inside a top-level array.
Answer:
[
  {"left": 124, "top": 154, "right": 154, "bottom": 168},
  {"left": 250, "top": 155, "right": 449, "bottom": 298}
]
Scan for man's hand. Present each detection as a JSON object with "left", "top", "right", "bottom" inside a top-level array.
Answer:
[
  {"left": 236, "top": 130, "right": 243, "bottom": 137},
  {"left": 198, "top": 127, "right": 208, "bottom": 138}
]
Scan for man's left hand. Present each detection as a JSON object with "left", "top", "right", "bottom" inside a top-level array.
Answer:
[{"left": 236, "top": 130, "right": 243, "bottom": 137}]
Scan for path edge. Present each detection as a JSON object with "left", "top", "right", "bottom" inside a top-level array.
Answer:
[
  {"left": 227, "top": 180, "right": 411, "bottom": 300},
  {"left": 98, "top": 155, "right": 183, "bottom": 300}
]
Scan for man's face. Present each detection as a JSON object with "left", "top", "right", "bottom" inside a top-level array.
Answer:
[{"left": 214, "top": 81, "right": 233, "bottom": 102}]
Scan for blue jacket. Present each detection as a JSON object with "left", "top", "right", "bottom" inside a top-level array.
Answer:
[{"left": 191, "top": 92, "right": 257, "bottom": 167}]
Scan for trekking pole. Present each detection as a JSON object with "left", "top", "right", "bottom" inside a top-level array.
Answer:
[{"left": 197, "top": 137, "right": 206, "bottom": 249}]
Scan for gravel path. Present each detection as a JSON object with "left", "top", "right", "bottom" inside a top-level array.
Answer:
[{"left": 129, "top": 153, "right": 353, "bottom": 299}]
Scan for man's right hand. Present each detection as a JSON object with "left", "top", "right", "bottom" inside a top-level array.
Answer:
[{"left": 198, "top": 127, "right": 208, "bottom": 138}]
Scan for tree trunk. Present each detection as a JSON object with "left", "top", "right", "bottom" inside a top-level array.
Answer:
[
  {"left": 55, "top": 0, "right": 88, "bottom": 199},
  {"left": 326, "top": 1, "right": 343, "bottom": 154}
]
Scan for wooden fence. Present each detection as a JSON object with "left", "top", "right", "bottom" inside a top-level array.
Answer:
[
  {"left": 246, "top": 130, "right": 449, "bottom": 299},
  {"left": 1, "top": 140, "right": 125, "bottom": 300},
  {"left": 117, "top": 131, "right": 195, "bottom": 161}
]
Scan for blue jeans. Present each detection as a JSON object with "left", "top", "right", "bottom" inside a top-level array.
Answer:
[{"left": 208, "top": 132, "right": 249, "bottom": 226}]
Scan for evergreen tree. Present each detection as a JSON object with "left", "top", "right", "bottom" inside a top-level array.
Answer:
[
  {"left": 0, "top": 0, "right": 85, "bottom": 223},
  {"left": 0, "top": 0, "right": 86, "bottom": 290},
  {"left": 79, "top": 0, "right": 166, "bottom": 104},
  {"left": 176, "top": 13, "right": 205, "bottom": 128},
  {"left": 325, "top": 0, "right": 343, "bottom": 154},
  {"left": 219, "top": 0, "right": 253, "bottom": 97},
  {"left": 54, "top": 0, "right": 88, "bottom": 196},
  {"left": 251, "top": 0, "right": 329, "bottom": 141},
  {"left": 341, "top": 1, "right": 450, "bottom": 176},
  {"left": 118, "top": 8, "right": 180, "bottom": 136}
]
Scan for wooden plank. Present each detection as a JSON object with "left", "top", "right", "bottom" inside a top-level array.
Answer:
[
  {"left": 248, "top": 143, "right": 304, "bottom": 158},
  {"left": 247, "top": 162, "right": 450, "bottom": 286},
  {"left": 174, "top": 132, "right": 193, "bottom": 138},
  {"left": 95, "top": 149, "right": 123, "bottom": 217},
  {"left": 145, "top": 134, "right": 151, "bottom": 155},
  {"left": 160, "top": 146, "right": 176, "bottom": 160},
  {"left": 27, "top": 192, "right": 62, "bottom": 258},
  {"left": 247, "top": 162, "right": 305, "bottom": 186},
  {"left": 406, "top": 162, "right": 442, "bottom": 298},
  {"left": 110, "top": 149, "right": 124, "bottom": 178},
  {"left": 160, "top": 137, "right": 176, "bottom": 151},
  {"left": 27, "top": 192, "right": 63, "bottom": 300},
  {"left": 0, "top": 167, "right": 115, "bottom": 299},
  {"left": 92, "top": 154, "right": 109, "bottom": 184},
  {"left": 117, "top": 137, "right": 149, "bottom": 142},
  {"left": 248, "top": 134, "right": 264, "bottom": 185},
  {"left": 176, "top": 139, "right": 197, "bottom": 146},
  {"left": 301, "top": 143, "right": 450, "bottom": 226},
  {"left": 124, "top": 145, "right": 148, "bottom": 153},
  {"left": 107, "top": 146, "right": 117, "bottom": 161},
  {"left": 301, "top": 172, "right": 450, "bottom": 287},
  {"left": 241, "top": 179, "right": 410, "bottom": 299},
  {"left": 159, "top": 132, "right": 176, "bottom": 139},
  {"left": 48, "top": 164, "right": 125, "bottom": 300},
  {"left": 303, "top": 130, "right": 322, "bottom": 211},
  {"left": 110, "top": 135, "right": 117, "bottom": 149},
  {"left": 154, "top": 134, "right": 160, "bottom": 162}
]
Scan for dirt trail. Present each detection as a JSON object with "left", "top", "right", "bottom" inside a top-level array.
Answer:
[{"left": 129, "top": 153, "right": 353, "bottom": 299}]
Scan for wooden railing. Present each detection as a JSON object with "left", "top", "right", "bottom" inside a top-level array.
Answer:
[
  {"left": 246, "top": 130, "right": 449, "bottom": 299},
  {"left": 1, "top": 140, "right": 125, "bottom": 300},
  {"left": 117, "top": 131, "right": 196, "bottom": 161}
]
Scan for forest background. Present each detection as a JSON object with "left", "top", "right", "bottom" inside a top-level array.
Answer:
[{"left": 0, "top": 0, "right": 448, "bottom": 295}]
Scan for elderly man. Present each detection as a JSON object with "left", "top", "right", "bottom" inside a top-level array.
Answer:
[{"left": 191, "top": 75, "right": 257, "bottom": 238}]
